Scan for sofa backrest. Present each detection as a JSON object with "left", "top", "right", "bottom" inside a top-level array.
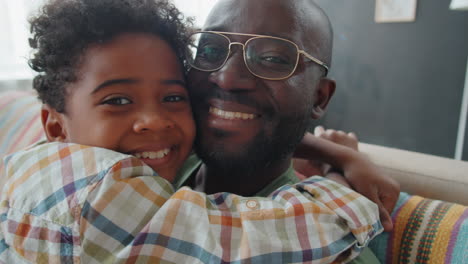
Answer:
[
  {"left": 360, "top": 143, "right": 468, "bottom": 205},
  {"left": 0, "top": 90, "right": 44, "bottom": 158}
]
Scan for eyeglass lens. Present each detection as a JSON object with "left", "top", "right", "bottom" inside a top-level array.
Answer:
[{"left": 186, "top": 32, "right": 299, "bottom": 79}]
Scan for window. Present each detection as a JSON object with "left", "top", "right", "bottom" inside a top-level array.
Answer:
[{"left": 0, "top": 0, "right": 218, "bottom": 84}]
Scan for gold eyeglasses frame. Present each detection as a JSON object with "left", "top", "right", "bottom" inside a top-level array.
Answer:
[{"left": 187, "top": 31, "right": 329, "bottom": 80}]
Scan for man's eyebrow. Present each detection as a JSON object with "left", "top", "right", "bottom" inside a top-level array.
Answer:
[
  {"left": 92, "top": 78, "right": 138, "bottom": 94},
  {"left": 260, "top": 32, "right": 292, "bottom": 41},
  {"left": 203, "top": 27, "right": 292, "bottom": 41}
]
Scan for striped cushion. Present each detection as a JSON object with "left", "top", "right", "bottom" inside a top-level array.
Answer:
[
  {"left": 0, "top": 90, "right": 44, "bottom": 157},
  {"left": 369, "top": 192, "right": 468, "bottom": 263}
]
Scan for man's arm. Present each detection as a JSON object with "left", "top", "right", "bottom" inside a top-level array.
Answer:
[{"left": 294, "top": 127, "right": 400, "bottom": 232}]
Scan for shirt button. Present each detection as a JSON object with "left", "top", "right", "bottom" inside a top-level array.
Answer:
[{"left": 246, "top": 200, "right": 259, "bottom": 209}]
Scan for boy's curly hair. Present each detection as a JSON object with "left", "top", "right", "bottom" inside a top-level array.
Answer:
[{"left": 29, "top": 0, "right": 192, "bottom": 113}]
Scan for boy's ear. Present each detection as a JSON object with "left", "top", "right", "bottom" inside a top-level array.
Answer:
[
  {"left": 311, "top": 78, "right": 336, "bottom": 119},
  {"left": 41, "top": 104, "right": 68, "bottom": 142}
]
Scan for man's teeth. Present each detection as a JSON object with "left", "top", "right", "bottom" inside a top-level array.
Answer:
[
  {"left": 209, "top": 107, "right": 256, "bottom": 120},
  {"left": 134, "top": 148, "right": 170, "bottom": 159}
]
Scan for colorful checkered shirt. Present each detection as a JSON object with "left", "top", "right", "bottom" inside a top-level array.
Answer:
[{"left": 0, "top": 143, "right": 383, "bottom": 263}]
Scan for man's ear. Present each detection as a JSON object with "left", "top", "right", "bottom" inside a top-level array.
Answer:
[
  {"left": 41, "top": 104, "right": 68, "bottom": 142},
  {"left": 311, "top": 78, "right": 336, "bottom": 119}
]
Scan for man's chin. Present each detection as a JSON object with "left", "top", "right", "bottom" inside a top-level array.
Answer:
[
  {"left": 194, "top": 113, "right": 310, "bottom": 176},
  {"left": 195, "top": 138, "right": 269, "bottom": 175}
]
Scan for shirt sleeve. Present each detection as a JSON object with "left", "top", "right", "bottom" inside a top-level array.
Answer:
[
  {"left": 81, "top": 160, "right": 382, "bottom": 263},
  {"left": 0, "top": 143, "right": 382, "bottom": 264}
]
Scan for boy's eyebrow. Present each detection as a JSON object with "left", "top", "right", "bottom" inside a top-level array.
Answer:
[
  {"left": 162, "top": 79, "right": 186, "bottom": 87},
  {"left": 92, "top": 78, "right": 138, "bottom": 94}
]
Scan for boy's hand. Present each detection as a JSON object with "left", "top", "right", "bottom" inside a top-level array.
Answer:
[
  {"left": 340, "top": 152, "right": 400, "bottom": 232},
  {"left": 317, "top": 126, "right": 399, "bottom": 232},
  {"left": 314, "top": 126, "right": 358, "bottom": 151},
  {"left": 294, "top": 126, "right": 400, "bottom": 232},
  {"left": 294, "top": 127, "right": 358, "bottom": 177}
]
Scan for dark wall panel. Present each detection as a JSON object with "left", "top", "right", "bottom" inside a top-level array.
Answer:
[{"left": 314, "top": 0, "right": 468, "bottom": 159}]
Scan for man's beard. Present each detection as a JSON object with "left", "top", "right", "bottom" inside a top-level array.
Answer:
[{"left": 194, "top": 112, "right": 312, "bottom": 178}]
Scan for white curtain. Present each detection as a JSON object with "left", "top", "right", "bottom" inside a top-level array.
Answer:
[
  {"left": 0, "top": 0, "right": 217, "bottom": 85},
  {"left": 172, "top": 0, "right": 219, "bottom": 28}
]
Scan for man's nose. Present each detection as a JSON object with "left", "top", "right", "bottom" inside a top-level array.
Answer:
[
  {"left": 133, "top": 109, "right": 175, "bottom": 133},
  {"left": 208, "top": 49, "right": 257, "bottom": 91}
]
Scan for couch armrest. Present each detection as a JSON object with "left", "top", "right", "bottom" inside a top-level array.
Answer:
[{"left": 359, "top": 142, "right": 468, "bottom": 205}]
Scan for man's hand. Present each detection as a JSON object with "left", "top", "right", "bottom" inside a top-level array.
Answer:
[{"left": 293, "top": 126, "right": 400, "bottom": 232}]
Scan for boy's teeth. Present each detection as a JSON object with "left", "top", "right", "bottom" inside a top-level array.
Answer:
[
  {"left": 134, "top": 148, "right": 170, "bottom": 159},
  {"left": 209, "top": 107, "right": 256, "bottom": 120}
]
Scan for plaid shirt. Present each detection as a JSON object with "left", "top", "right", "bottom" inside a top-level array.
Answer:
[{"left": 0, "top": 143, "right": 382, "bottom": 263}]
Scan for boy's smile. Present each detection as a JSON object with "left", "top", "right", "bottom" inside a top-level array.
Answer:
[{"left": 42, "top": 33, "right": 195, "bottom": 182}]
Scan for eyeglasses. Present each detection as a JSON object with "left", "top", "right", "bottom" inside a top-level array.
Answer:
[{"left": 185, "top": 31, "right": 329, "bottom": 80}]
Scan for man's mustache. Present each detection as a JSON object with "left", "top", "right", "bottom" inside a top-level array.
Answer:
[{"left": 190, "top": 86, "right": 271, "bottom": 112}]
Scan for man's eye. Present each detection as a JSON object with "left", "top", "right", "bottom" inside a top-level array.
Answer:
[
  {"left": 102, "top": 97, "right": 132, "bottom": 105},
  {"left": 197, "top": 45, "right": 225, "bottom": 62},
  {"left": 259, "top": 54, "right": 290, "bottom": 65},
  {"left": 163, "top": 95, "right": 187, "bottom": 103},
  {"left": 263, "top": 56, "right": 287, "bottom": 64},
  {"left": 248, "top": 49, "right": 294, "bottom": 69}
]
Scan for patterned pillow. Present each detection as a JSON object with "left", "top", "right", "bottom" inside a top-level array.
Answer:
[
  {"left": 369, "top": 192, "right": 468, "bottom": 263},
  {"left": 0, "top": 90, "right": 44, "bottom": 157}
]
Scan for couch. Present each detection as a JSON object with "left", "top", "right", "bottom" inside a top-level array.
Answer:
[{"left": 1, "top": 90, "right": 467, "bottom": 263}]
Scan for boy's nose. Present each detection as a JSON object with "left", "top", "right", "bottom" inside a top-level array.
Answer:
[{"left": 133, "top": 110, "right": 175, "bottom": 133}]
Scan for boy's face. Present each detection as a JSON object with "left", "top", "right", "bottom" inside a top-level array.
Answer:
[{"left": 42, "top": 33, "right": 195, "bottom": 182}]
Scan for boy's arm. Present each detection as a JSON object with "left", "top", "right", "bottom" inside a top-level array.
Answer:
[
  {"left": 294, "top": 128, "right": 400, "bottom": 232},
  {"left": 1, "top": 143, "right": 381, "bottom": 263},
  {"left": 80, "top": 165, "right": 382, "bottom": 263}
]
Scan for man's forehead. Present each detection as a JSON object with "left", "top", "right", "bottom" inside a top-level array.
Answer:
[
  {"left": 204, "top": 0, "right": 299, "bottom": 37},
  {"left": 204, "top": 0, "right": 327, "bottom": 44},
  {"left": 204, "top": 0, "right": 332, "bottom": 64}
]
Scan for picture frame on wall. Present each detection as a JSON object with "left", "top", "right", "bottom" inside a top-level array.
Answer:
[
  {"left": 450, "top": 0, "right": 468, "bottom": 10},
  {"left": 375, "top": 0, "right": 418, "bottom": 23}
]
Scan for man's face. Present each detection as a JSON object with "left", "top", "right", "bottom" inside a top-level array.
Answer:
[{"left": 188, "top": 0, "right": 333, "bottom": 172}]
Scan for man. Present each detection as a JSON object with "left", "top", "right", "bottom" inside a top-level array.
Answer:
[
  {"left": 181, "top": 0, "right": 398, "bottom": 220},
  {"left": 177, "top": 0, "right": 399, "bottom": 262},
  {"left": 185, "top": 0, "right": 337, "bottom": 196}
]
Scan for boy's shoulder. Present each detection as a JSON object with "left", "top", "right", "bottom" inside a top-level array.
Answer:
[
  {"left": 3, "top": 142, "right": 132, "bottom": 186},
  {"left": 1, "top": 142, "right": 153, "bottom": 224},
  {"left": 4, "top": 141, "right": 130, "bottom": 171}
]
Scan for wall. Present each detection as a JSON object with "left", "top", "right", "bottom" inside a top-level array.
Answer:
[{"left": 315, "top": 0, "right": 468, "bottom": 160}]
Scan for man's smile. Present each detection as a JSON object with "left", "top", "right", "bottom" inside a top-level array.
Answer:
[
  {"left": 209, "top": 106, "right": 256, "bottom": 120},
  {"left": 200, "top": 98, "right": 266, "bottom": 133}
]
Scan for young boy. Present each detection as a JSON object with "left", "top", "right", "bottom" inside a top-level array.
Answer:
[{"left": 0, "top": 0, "right": 382, "bottom": 263}]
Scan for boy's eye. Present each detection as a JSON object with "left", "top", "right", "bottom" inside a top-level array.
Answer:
[
  {"left": 163, "top": 95, "right": 187, "bottom": 103},
  {"left": 102, "top": 97, "right": 132, "bottom": 105}
]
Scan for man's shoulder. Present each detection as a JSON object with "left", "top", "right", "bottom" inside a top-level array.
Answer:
[
  {"left": 255, "top": 165, "right": 300, "bottom": 197},
  {"left": 173, "top": 153, "right": 202, "bottom": 189}
]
